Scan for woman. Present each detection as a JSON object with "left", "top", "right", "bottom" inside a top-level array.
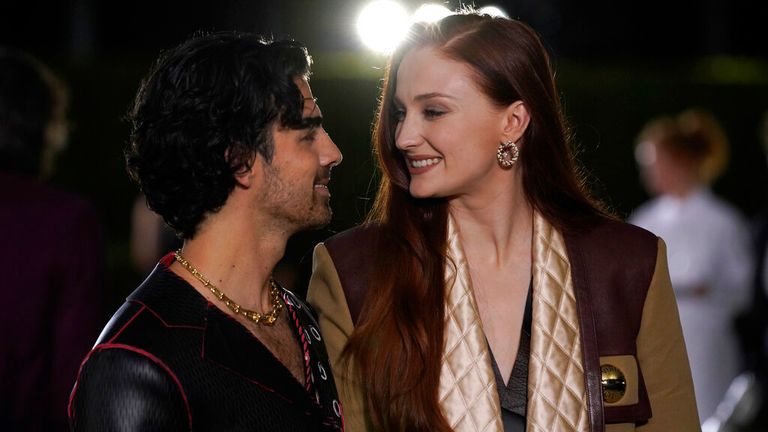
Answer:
[
  {"left": 309, "top": 12, "right": 699, "bottom": 432},
  {"left": 630, "top": 109, "right": 752, "bottom": 422}
]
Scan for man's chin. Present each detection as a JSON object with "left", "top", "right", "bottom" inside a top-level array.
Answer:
[{"left": 301, "top": 209, "right": 332, "bottom": 231}]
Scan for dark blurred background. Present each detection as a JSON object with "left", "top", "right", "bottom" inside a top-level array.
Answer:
[{"left": 2, "top": 0, "right": 767, "bottom": 309}]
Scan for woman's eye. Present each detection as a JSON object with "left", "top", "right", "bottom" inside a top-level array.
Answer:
[
  {"left": 424, "top": 108, "right": 445, "bottom": 119},
  {"left": 393, "top": 108, "right": 405, "bottom": 122}
]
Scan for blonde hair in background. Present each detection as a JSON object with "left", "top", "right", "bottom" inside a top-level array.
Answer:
[
  {"left": 678, "top": 108, "right": 729, "bottom": 184},
  {"left": 637, "top": 107, "right": 730, "bottom": 185}
]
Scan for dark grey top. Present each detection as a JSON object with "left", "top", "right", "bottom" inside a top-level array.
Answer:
[{"left": 488, "top": 284, "right": 532, "bottom": 432}]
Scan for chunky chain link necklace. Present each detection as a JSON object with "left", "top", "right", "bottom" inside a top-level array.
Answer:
[{"left": 173, "top": 250, "right": 283, "bottom": 325}]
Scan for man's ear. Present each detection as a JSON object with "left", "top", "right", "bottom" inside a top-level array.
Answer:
[
  {"left": 232, "top": 153, "right": 260, "bottom": 189},
  {"left": 501, "top": 100, "right": 531, "bottom": 144}
]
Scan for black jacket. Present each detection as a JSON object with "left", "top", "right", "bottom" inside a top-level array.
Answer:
[{"left": 69, "top": 255, "right": 344, "bottom": 431}]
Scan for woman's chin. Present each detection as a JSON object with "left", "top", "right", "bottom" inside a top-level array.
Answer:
[{"left": 408, "top": 186, "right": 434, "bottom": 199}]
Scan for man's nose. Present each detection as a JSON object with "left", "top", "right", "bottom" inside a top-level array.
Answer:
[{"left": 320, "top": 129, "right": 342, "bottom": 168}]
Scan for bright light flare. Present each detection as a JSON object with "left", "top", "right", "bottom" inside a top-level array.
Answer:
[
  {"left": 356, "top": 1, "right": 410, "bottom": 54},
  {"left": 412, "top": 4, "right": 452, "bottom": 23},
  {"left": 479, "top": 5, "right": 509, "bottom": 18}
]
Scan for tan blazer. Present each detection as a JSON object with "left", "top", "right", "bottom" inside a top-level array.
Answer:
[{"left": 308, "top": 216, "right": 700, "bottom": 432}]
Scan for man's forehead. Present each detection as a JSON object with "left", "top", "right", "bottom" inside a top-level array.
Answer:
[{"left": 303, "top": 97, "right": 321, "bottom": 118}]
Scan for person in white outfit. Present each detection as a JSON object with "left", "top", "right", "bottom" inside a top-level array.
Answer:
[{"left": 630, "top": 108, "right": 753, "bottom": 422}]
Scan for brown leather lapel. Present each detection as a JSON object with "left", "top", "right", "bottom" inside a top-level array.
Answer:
[
  {"left": 561, "top": 229, "right": 605, "bottom": 432},
  {"left": 562, "top": 218, "right": 657, "bottom": 426}
]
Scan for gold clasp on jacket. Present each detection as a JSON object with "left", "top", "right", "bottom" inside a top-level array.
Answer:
[{"left": 600, "top": 364, "right": 626, "bottom": 403}]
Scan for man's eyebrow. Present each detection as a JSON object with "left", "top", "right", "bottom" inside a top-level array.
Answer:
[{"left": 298, "top": 115, "right": 323, "bottom": 129}]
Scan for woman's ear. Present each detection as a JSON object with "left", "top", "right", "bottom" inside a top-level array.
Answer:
[{"left": 501, "top": 100, "right": 531, "bottom": 144}]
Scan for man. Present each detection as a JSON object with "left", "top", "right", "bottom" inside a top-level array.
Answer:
[
  {"left": 0, "top": 48, "right": 104, "bottom": 431},
  {"left": 68, "top": 33, "right": 344, "bottom": 431}
]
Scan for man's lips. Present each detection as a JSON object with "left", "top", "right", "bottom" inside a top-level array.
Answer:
[{"left": 314, "top": 179, "right": 330, "bottom": 195}]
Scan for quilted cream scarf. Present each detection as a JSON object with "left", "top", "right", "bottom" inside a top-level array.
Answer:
[{"left": 438, "top": 212, "right": 590, "bottom": 432}]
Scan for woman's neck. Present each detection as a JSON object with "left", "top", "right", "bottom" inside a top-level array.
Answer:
[{"left": 448, "top": 180, "right": 533, "bottom": 267}]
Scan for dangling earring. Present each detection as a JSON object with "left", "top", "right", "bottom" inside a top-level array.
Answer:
[{"left": 497, "top": 140, "right": 519, "bottom": 168}]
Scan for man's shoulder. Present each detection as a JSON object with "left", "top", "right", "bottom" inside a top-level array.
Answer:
[
  {"left": 95, "top": 267, "right": 207, "bottom": 349},
  {"left": 70, "top": 322, "right": 191, "bottom": 430}
]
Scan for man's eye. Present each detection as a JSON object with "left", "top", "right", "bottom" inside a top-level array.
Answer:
[{"left": 302, "top": 130, "right": 318, "bottom": 142}]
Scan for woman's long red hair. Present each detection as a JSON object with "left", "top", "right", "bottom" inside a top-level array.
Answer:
[{"left": 344, "top": 13, "right": 606, "bottom": 431}]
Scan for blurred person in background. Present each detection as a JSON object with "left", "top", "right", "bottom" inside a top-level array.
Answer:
[
  {"left": 630, "top": 108, "right": 752, "bottom": 422},
  {"left": 0, "top": 48, "right": 105, "bottom": 430}
]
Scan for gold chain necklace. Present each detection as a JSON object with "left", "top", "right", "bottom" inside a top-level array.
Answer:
[{"left": 173, "top": 250, "right": 283, "bottom": 326}]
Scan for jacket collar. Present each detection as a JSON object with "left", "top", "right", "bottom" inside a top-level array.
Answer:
[{"left": 127, "top": 261, "right": 318, "bottom": 412}]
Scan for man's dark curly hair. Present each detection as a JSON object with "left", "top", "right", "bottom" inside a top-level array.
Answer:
[{"left": 126, "top": 32, "right": 313, "bottom": 239}]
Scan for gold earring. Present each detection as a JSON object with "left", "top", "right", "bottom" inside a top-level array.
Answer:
[{"left": 497, "top": 140, "right": 519, "bottom": 168}]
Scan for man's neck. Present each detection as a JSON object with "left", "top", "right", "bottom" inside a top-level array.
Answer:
[{"left": 170, "top": 214, "right": 290, "bottom": 314}]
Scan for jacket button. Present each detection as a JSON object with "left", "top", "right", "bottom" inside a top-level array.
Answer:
[{"left": 600, "top": 364, "right": 626, "bottom": 403}]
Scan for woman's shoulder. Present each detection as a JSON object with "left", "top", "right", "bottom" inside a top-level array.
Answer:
[
  {"left": 324, "top": 224, "right": 382, "bottom": 251},
  {"left": 566, "top": 215, "right": 659, "bottom": 253},
  {"left": 563, "top": 215, "right": 661, "bottom": 291},
  {"left": 322, "top": 224, "right": 382, "bottom": 277},
  {"left": 318, "top": 224, "right": 383, "bottom": 324}
]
